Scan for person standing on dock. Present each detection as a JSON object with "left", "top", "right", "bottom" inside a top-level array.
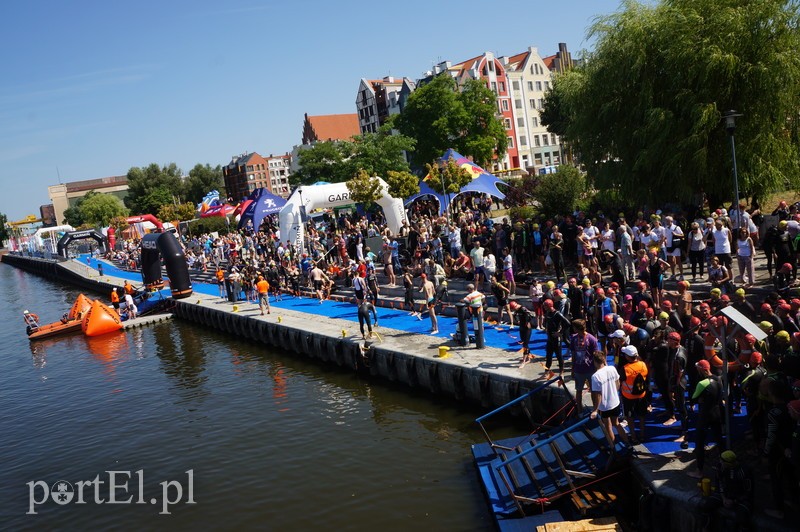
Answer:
[
  {"left": 309, "top": 264, "right": 330, "bottom": 303},
  {"left": 688, "top": 359, "right": 724, "bottom": 479},
  {"left": 110, "top": 287, "right": 121, "bottom": 311},
  {"left": 256, "top": 275, "right": 271, "bottom": 315},
  {"left": 420, "top": 273, "right": 438, "bottom": 334},
  {"left": 569, "top": 319, "right": 599, "bottom": 412},
  {"left": 590, "top": 351, "right": 631, "bottom": 448}
]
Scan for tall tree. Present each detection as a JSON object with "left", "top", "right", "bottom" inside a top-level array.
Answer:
[
  {"left": 395, "top": 75, "right": 464, "bottom": 168},
  {"left": 455, "top": 79, "right": 508, "bottom": 168},
  {"left": 290, "top": 141, "right": 348, "bottom": 186},
  {"left": 125, "top": 163, "right": 184, "bottom": 215},
  {"left": 184, "top": 164, "right": 225, "bottom": 204},
  {"left": 396, "top": 74, "right": 507, "bottom": 169},
  {"left": 79, "top": 193, "right": 129, "bottom": 227},
  {"left": 532, "top": 165, "right": 588, "bottom": 219},
  {"left": 158, "top": 202, "right": 197, "bottom": 222},
  {"left": 543, "top": 0, "right": 800, "bottom": 206}
]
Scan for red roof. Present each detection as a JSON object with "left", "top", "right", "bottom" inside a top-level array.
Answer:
[
  {"left": 542, "top": 55, "right": 556, "bottom": 71},
  {"left": 505, "top": 51, "right": 529, "bottom": 71},
  {"left": 307, "top": 113, "right": 360, "bottom": 142}
]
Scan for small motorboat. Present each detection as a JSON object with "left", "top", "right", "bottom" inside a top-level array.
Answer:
[{"left": 27, "top": 294, "right": 94, "bottom": 341}]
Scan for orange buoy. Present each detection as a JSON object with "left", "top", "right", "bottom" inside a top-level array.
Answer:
[
  {"left": 68, "top": 294, "right": 94, "bottom": 321},
  {"left": 82, "top": 300, "right": 123, "bottom": 337}
]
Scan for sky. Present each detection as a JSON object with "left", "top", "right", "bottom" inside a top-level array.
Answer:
[{"left": 0, "top": 0, "right": 625, "bottom": 221}]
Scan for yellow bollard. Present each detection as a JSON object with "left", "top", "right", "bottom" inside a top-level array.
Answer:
[
  {"left": 232, "top": 305, "right": 239, "bottom": 312},
  {"left": 438, "top": 346, "right": 450, "bottom": 358},
  {"left": 342, "top": 329, "right": 347, "bottom": 338},
  {"left": 197, "top": 299, "right": 202, "bottom": 304},
  {"left": 277, "top": 316, "right": 282, "bottom": 323}
]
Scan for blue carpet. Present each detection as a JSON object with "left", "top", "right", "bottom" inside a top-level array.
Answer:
[{"left": 82, "top": 256, "right": 547, "bottom": 352}]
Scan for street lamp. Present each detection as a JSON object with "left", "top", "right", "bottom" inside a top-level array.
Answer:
[{"left": 723, "top": 110, "right": 743, "bottom": 229}]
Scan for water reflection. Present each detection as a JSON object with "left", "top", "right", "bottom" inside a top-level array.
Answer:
[{"left": 152, "top": 322, "right": 209, "bottom": 396}]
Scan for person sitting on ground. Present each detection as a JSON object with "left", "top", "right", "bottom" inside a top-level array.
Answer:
[{"left": 451, "top": 251, "right": 473, "bottom": 278}]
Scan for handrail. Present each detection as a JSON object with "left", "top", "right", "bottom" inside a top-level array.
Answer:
[
  {"left": 496, "top": 415, "right": 593, "bottom": 469},
  {"left": 475, "top": 376, "right": 560, "bottom": 423}
]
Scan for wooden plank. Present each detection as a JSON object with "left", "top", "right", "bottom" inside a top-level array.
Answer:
[{"left": 536, "top": 515, "right": 621, "bottom": 531}]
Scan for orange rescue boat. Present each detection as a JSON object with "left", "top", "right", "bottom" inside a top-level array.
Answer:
[{"left": 27, "top": 294, "right": 94, "bottom": 341}]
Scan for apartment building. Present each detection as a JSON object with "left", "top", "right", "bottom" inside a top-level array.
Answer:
[
  {"left": 223, "top": 152, "right": 272, "bottom": 203},
  {"left": 355, "top": 76, "right": 415, "bottom": 134},
  {"left": 264, "top": 154, "right": 293, "bottom": 198}
]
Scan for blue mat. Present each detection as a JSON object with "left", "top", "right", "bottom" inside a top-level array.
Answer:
[{"left": 83, "top": 255, "right": 548, "bottom": 352}]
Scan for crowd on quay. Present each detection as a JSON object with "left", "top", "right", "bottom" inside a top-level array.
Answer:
[{"left": 109, "top": 193, "right": 800, "bottom": 519}]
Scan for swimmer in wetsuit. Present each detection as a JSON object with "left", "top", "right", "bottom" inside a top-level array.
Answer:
[{"left": 358, "top": 300, "right": 379, "bottom": 339}]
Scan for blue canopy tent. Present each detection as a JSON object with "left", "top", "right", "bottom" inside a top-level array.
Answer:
[
  {"left": 237, "top": 188, "right": 287, "bottom": 230},
  {"left": 404, "top": 149, "right": 507, "bottom": 215}
]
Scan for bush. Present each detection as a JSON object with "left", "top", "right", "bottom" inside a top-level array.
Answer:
[
  {"left": 509, "top": 206, "right": 537, "bottom": 221},
  {"left": 186, "top": 216, "right": 231, "bottom": 236}
]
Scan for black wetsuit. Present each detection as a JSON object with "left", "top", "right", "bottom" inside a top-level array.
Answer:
[{"left": 358, "top": 301, "right": 378, "bottom": 336}]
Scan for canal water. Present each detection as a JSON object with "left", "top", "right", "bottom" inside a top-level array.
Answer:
[{"left": 0, "top": 263, "right": 506, "bottom": 530}]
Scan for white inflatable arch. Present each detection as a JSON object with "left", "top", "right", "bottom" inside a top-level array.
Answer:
[{"left": 279, "top": 178, "right": 407, "bottom": 252}]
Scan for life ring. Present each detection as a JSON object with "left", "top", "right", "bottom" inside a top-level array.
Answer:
[{"left": 23, "top": 313, "right": 39, "bottom": 324}]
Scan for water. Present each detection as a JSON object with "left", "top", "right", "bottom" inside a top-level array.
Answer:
[{"left": 0, "top": 263, "right": 500, "bottom": 530}]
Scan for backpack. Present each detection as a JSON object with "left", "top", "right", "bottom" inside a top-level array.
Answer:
[{"left": 631, "top": 371, "right": 647, "bottom": 395}]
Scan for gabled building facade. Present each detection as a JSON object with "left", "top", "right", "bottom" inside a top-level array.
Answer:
[
  {"left": 501, "top": 45, "right": 564, "bottom": 171},
  {"left": 301, "top": 113, "right": 360, "bottom": 145},
  {"left": 223, "top": 152, "right": 271, "bottom": 203},
  {"left": 264, "top": 153, "right": 293, "bottom": 198},
  {"left": 355, "top": 76, "right": 414, "bottom": 134}
]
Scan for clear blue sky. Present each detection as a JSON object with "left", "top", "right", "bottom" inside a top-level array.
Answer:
[{"left": 0, "top": 0, "right": 624, "bottom": 221}]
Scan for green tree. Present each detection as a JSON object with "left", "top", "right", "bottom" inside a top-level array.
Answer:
[
  {"left": 396, "top": 74, "right": 507, "bottom": 169},
  {"left": 158, "top": 202, "right": 197, "bottom": 222},
  {"left": 532, "top": 165, "right": 588, "bottom": 219},
  {"left": 346, "top": 169, "right": 383, "bottom": 206},
  {"left": 347, "top": 124, "right": 416, "bottom": 178},
  {"left": 125, "top": 163, "right": 185, "bottom": 215},
  {"left": 456, "top": 79, "right": 508, "bottom": 167},
  {"left": 544, "top": 0, "right": 800, "bottom": 206},
  {"left": 425, "top": 157, "right": 473, "bottom": 195},
  {"left": 385, "top": 170, "right": 420, "bottom": 199},
  {"left": 62, "top": 190, "right": 101, "bottom": 226},
  {"left": 184, "top": 164, "right": 225, "bottom": 204},
  {"left": 395, "top": 75, "right": 464, "bottom": 168},
  {"left": 290, "top": 141, "right": 348, "bottom": 186},
  {"left": 79, "top": 193, "right": 129, "bottom": 227}
]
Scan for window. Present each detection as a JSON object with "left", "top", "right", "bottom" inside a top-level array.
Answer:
[
  {"left": 515, "top": 99, "right": 522, "bottom": 109},
  {"left": 551, "top": 134, "right": 557, "bottom": 145},
  {"left": 507, "top": 137, "right": 514, "bottom": 148},
  {"left": 529, "top": 98, "right": 536, "bottom": 109},
  {"left": 527, "top": 81, "right": 534, "bottom": 91},
  {"left": 488, "top": 61, "right": 494, "bottom": 72},
  {"left": 545, "top": 81, "right": 550, "bottom": 90},
  {"left": 501, "top": 99, "right": 509, "bottom": 111},
  {"left": 504, "top": 118, "right": 512, "bottom": 129},
  {"left": 248, "top": 174, "right": 255, "bottom": 180},
  {"left": 536, "top": 81, "right": 542, "bottom": 91},
  {"left": 517, "top": 117, "right": 525, "bottom": 127},
  {"left": 520, "top": 136, "right": 528, "bottom": 146},
  {"left": 538, "top": 98, "right": 544, "bottom": 109},
  {"left": 534, "top": 135, "right": 541, "bottom": 147},
  {"left": 543, "top": 135, "right": 549, "bottom": 146},
  {"left": 531, "top": 117, "right": 539, "bottom": 128},
  {"left": 499, "top": 81, "right": 505, "bottom": 92},
  {"left": 512, "top": 81, "right": 520, "bottom": 91},
  {"left": 491, "top": 81, "right": 497, "bottom": 93}
]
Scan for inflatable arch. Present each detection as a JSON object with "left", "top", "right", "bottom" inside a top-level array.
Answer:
[
  {"left": 279, "top": 178, "right": 407, "bottom": 252},
  {"left": 56, "top": 229, "right": 107, "bottom": 258},
  {"left": 140, "top": 232, "right": 193, "bottom": 299},
  {"left": 34, "top": 225, "right": 74, "bottom": 254}
]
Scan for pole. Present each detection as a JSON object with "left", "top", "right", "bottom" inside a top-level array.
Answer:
[{"left": 729, "top": 133, "right": 741, "bottom": 230}]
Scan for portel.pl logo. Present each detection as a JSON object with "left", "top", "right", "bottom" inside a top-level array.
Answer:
[{"left": 27, "top": 470, "right": 195, "bottom": 515}]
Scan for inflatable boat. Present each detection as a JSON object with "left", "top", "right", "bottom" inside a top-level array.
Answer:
[{"left": 28, "top": 294, "right": 94, "bottom": 341}]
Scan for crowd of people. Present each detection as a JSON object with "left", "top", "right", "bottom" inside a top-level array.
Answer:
[{"left": 109, "top": 193, "right": 800, "bottom": 519}]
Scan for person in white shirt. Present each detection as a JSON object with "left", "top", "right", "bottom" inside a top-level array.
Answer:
[
  {"left": 590, "top": 351, "right": 630, "bottom": 447},
  {"left": 663, "top": 216, "right": 685, "bottom": 279},
  {"left": 123, "top": 293, "right": 138, "bottom": 319},
  {"left": 712, "top": 219, "right": 733, "bottom": 269}
]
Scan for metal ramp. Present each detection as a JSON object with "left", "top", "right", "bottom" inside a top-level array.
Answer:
[{"left": 472, "top": 379, "right": 630, "bottom": 522}]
